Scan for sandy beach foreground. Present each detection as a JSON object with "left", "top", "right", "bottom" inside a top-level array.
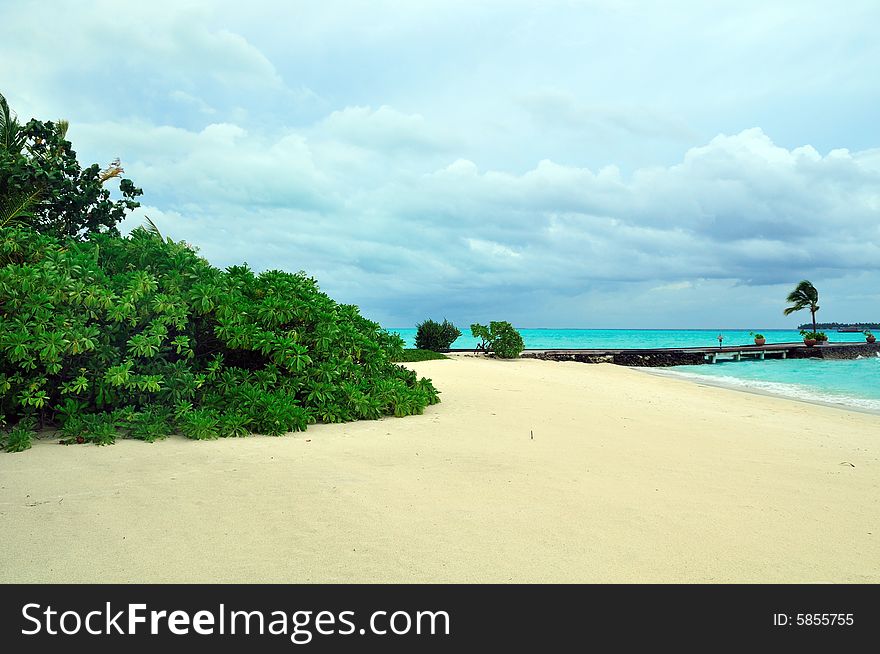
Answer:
[{"left": 1, "top": 356, "right": 877, "bottom": 583}]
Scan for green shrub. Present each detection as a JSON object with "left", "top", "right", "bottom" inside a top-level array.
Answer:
[
  {"left": 470, "top": 321, "right": 525, "bottom": 359},
  {"left": 4, "top": 416, "right": 36, "bottom": 452},
  {"left": 394, "top": 349, "right": 450, "bottom": 362},
  {"left": 179, "top": 408, "right": 221, "bottom": 440},
  {"left": 128, "top": 406, "right": 173, "bottom": 442},
  {"left": 0, "top": 225, "right": 439, "bottom": 449},
  {"left": 415, "top": 319, "right": 461, "bottom": 351},
  {"left": 217, "top": 412, "right": 250, "bottom": 438},
  {"left": 61, "top": 412, "right": 118, "bottom": 446}
]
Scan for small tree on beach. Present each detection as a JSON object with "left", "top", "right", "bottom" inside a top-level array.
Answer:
[
  {"left": 783, "top": 280, "right": 820, "bottom": 332},
  {"left": 470, "top": 321, "right": 524, "bottom": 359},
  {"left": 415, "top": 319, "right": 461, "bottom": 351}
]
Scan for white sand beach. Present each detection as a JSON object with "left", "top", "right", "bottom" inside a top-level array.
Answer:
[{"left": 1, "top": 356, "right": 877, "bottom": 583}]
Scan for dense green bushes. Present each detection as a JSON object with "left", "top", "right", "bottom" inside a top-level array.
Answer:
[
  {"left": 394, "top": 349, "right": 450, "bottom": 362},
  {"left": 471, "top": 322, "right": 525, "bottom": 359},
  {"left": 414, "top": 318, "right": 461, "bottom": 351},
  {"left": 0, "top": 93, "right": 440, "bottom": 453},
  {"left": 0, "top": 226, "right": 439, "bottom": 451}
]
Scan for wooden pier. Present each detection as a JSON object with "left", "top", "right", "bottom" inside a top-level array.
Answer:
[{"left": 702, "top": 345, "right": 789, "bottom": 363}]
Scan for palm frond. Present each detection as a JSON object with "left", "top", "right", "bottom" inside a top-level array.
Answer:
[
  {"left": 0, "top": 92, "right": 25, "bottom": 153},
  {"left": 783, "top": 280, "right": 819, "bottom": 316},
  {"left": 0, "top": 187, "right": 42, "bottom": 228},
  {"left": 55, "top": 119, "right": 69, "bottom": 141},
  {"left": 48, "top": 119, "right": 72, "bottom": 159},
  {"left": 142, "top": 216, "right": 163, "bottom": 240}
]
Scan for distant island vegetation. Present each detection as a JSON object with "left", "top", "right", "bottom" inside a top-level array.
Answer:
[{"left": 797, "top": 322, "right": 880, "bottom": 330}]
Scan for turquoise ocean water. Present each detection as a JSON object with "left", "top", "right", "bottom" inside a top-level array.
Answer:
[
  {"left": 665, "top": 356, "right": 880, "bottom": 412},
  {"left": 391, "top": 328, "right": 880, "bottom": 411},
  {"left": 390, "top": 328, "right": 868, "bottom": 351}
]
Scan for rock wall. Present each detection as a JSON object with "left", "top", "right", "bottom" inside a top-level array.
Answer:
[
  {"left": 787, "top": 343, "right": 880, "bottom": 360},
  {"left": 520, "top": 342, "right": 880, "bottom": 367},
  {"left": 521, "top": 350, "right": 706, "bottom": 367}
]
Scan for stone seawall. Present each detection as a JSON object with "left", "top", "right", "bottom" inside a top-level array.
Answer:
[
  {"left": 520, "top": 350, "right": 706, "bottom": 367},
  {"left": 787, "top": 342, "right": 880, "bottom": 360}
]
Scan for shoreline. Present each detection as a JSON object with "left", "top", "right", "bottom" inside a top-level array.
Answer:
[{"left": 641, "top": 366, "right": 880, "bottom": 417}]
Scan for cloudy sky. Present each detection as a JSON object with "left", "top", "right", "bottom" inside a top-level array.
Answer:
[{"left": 2, "top": 0, "right": 879, "bottom": 328}]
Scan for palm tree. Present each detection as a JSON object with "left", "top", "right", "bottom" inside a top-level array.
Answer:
[
  {"left": 0, "top": 92, "right": 26, "bottom": 154},
  {"left": 0, "top": 91, "right": 38, "bottom": 226},
  {"left": 0, "top": 187, "right": 42, "bottom": 228},
  {"left": 783, "top": 280, "right": 820, "bottom": 332},
  {"left": 1, "top": 92, "right": 72, "bottom": 228}
]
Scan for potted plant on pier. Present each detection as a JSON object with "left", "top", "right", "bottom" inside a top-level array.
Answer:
[
  {"left": 800, "top": 330, "right": 819, "bottom": 347},
  {"left": 816, "top": 331, "right": 829, "bottom": 345},
  {"left": 866, "top": 330, "right": 876, "bottom": 344},
  {"left": 750, "top": 332, "right": 766, "bottom": 346}
]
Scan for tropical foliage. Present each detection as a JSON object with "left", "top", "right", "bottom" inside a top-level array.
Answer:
[
  {"left": 798, "top": 322, "right": 880, "bottom": 330},
  {"left": 394, "top": 349, "right": 449, "bottom": 362},
  {"left": 414, "top": 318, "right": 461, "bottom": 351},
  {"left": 784, "top": 280, "right": 820, "bottom": 333},
  {"left": 0, "top": 226, "right": 439, "bottom": 452},
  {"left": 470, "top": 321, "right": 525, "bottom": 359},
  {"left": 0, "top": 91, "right": 142, "bottom": 237}
]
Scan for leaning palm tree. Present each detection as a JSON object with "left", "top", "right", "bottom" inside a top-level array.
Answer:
[{"left": 783, "top": 280, "right": 820, "bottom": 332}]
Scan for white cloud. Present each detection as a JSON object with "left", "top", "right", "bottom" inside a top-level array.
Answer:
[
  {"left": 104, "top": 118, "right": 880, "bottom": 329},
  {"left": 169, "top": 90, "right": 217, "bottom": 115},
  {"left": 466, "top": 238, "right": 523, "bottom": 262},
  {"left": 317, "top": 105, "right": 449, "bottom": 154},
  {"left": 519, "top": 88, "right": 696, "bottom": 141},
  {"left": 652, "top": 281, "right": 694, "bottom": 292}
]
